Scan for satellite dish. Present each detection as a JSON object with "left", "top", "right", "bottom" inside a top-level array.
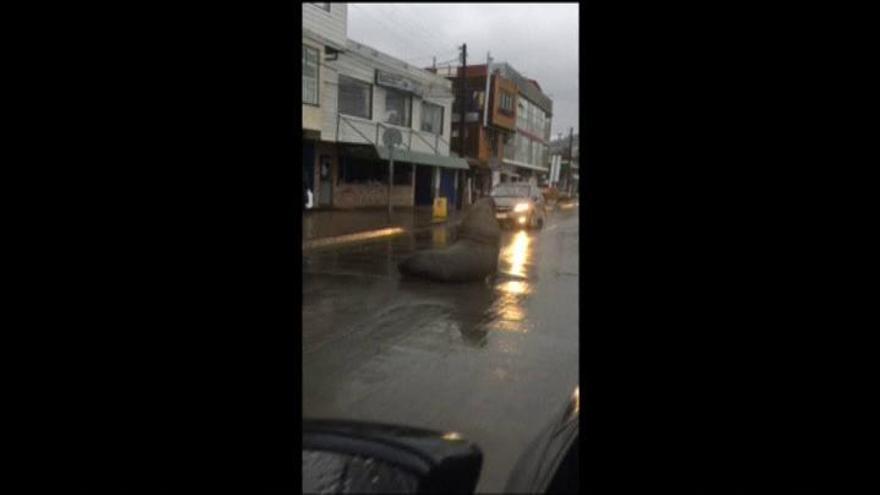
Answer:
[{"left": 382, "top": 128, "right": 403, "bottom": 148}]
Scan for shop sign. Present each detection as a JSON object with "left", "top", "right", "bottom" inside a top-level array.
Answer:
[{"left": 376, "top": 70, "right": 423, "bottom": 96}]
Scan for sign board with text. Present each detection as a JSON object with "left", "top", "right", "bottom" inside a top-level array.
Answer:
[{"left": 376, "top": 70, "right": 424, "bottom": 97}]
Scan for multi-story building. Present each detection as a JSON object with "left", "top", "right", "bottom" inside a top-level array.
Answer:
[
  {"left": 549, "top": 132, "right": 579, "bottom": 195},
  {"left": 302, "top": 3, "right": 467, "bottom": 210},
  {"left": 303, "top": 2, "right": 348, "bottom": 207},
  {"left": 430, "top": 62, "right": 553, "bottom": 202}
]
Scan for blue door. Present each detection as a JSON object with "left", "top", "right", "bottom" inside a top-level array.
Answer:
[
  {"left": 415, "top": 165, "right": 433, "bottom": 206},
  {"left": 440, "top": 169, "right": 456, "bottom": 206}
]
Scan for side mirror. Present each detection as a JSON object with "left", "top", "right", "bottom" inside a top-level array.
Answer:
[{"left": 303, "top": 419, "right": 483, "bottom": 494}]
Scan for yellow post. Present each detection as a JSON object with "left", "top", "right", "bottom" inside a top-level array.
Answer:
[{"left": 433, "top": 196, "right": 447, "bottom": 221}]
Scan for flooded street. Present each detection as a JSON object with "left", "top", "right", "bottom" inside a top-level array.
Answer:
[{"left": 302, "top": 206, "right": 579, "bottom": 492}]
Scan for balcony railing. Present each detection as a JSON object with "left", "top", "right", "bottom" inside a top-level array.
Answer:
[{"left": 336, "top": 113, "right": 450, "bottom": 156}]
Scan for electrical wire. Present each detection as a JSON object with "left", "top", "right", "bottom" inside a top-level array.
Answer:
[
  {"left": 348, "top": 4, "right": 441, "bottom": 61},
  {"left": 348, "top": 3, "right": 463, "bottom": 68},
  {"left": 348, "top": 4, "right": 421, "bottom": 56},
  {"left": 395, "top": 4, "right": 456, "bottom": 51},
  {"left": 403, "top": 49, "right": 459, "bottom": 64},
  {"left": 368, "top": 3, "right": 455, "bottom": 57}
]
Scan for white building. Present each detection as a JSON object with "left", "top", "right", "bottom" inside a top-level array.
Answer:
[{"left": 302, "top": 2, "right": 467, "bottom": 210}]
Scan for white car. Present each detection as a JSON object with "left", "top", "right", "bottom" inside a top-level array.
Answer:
[{"left": 491, "top": 184, "right": 546, "bottom": 229}]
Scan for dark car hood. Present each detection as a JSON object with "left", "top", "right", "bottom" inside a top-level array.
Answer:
[{"left": 504, "top": 387, "right": 579, "bottom": 493}]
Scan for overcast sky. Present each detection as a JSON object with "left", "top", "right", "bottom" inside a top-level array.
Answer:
[{"left": 346, "top": 3, "right": 579, "bottom": 138}]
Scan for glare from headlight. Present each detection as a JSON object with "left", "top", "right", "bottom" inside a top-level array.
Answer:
[{"left": 514, "top": 203, "right": 530, "bottom": 213}]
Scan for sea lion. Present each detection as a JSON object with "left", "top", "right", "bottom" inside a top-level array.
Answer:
[{"left": 398, "top": 198, "right": 501, "bottom": 282}]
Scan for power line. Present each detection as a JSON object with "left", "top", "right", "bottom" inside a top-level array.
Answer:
[
  {"left": 349, "top": 4, "right": 444, "bottom": 62},
  {"left": 403, "top": 49, "right": 459, "bottom": 64},
  {"left": 349, "top": 4, "right": 460, "bottom": 65},
  {"left": 395, "top": 4, "right": 456, "bottom": 53},
  {"left": 348, "top": 4, "right": 421, "bottom": 56}
]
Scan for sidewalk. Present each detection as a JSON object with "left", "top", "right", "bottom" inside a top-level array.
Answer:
[{"left": 303, "top": 205, "right": 466, "bottom": 251}]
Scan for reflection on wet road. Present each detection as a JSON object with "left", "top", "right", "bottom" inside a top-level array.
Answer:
[{"left": 302, "top": 206, "right": 579, "bottom": 492}]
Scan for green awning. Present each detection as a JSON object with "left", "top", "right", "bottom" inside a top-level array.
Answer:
[{"left": 374, "top": 146, "right": 469, "bottom": 170}]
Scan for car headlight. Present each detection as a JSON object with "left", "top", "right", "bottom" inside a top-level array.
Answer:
[{"left": 514, "top": 203, "right": 530, "bottom": 213}]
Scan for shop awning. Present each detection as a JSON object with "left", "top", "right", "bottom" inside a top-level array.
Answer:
[{"left": 374, "top": 146, "right": 470, "bottom": 170}]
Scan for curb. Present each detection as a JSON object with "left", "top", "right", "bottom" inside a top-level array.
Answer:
[{"left": 302, "top": 217, "right": 463, "bottom": 252}]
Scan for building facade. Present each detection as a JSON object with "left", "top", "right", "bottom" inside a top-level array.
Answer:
[
  {"left": 431, "top": 62, "right": 553, "bottom": 201},
  {"left": 303, "top": 3, "right": 348, "bottom": 207},
  {"left": 302, "top": 3, "right": 467, "bottom": 210}
]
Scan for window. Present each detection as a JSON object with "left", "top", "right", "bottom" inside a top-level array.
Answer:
[
  {"left": 504, "top": 134, "right": 516, "bottom": 159},
  {"left": 338, "top": 75, "right": 372, "bottom": 119},
  {"left": 527, "top": 103, "right": 536, "bottom": 133},
  {"left": 339, "top": 157, "right": 386, "bottom": 184},
  {"left": 421, "top": 102, "right": 443, "bottom": 134},
  {"left": 531, "top": 140, "right": 542, "bottom": 165},
  {"left": 516, "top": 133, "right": 530, "bottom": 162},
  {"left": 312, "top": 3, "right": 331, "bottom": 11},
  {"left": 499, "top": 92, "right": 514, "bottom": 114},
  {"left": 517, "top": 98, "right": 528, "bottom": 129},
  {"left": 302, "top": 45, "right": 319, "bottom": 105},
  {"left": 384, "top": 89, "right": 411, "bottom": 127}
]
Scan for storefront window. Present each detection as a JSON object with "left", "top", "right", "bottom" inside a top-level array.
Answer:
[
  {"left": 338, "top": 75, "right": 372, "bottom": 119},
  {"left": 421, "top": 102, "right": 443, "bottom": 134},
  {"left": 384, "top": 89, "right": 411, "bottom": 127},
  {"left": 339, "top": 157, "right": 386, "bottom": 184},
  {"left": 338, "top": 157, "right": 411, "bottom": 186},
  {"left": 302, "top": 45, "right": 319, "bottom": 105}
]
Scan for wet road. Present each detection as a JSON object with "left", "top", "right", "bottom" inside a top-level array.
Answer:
[{"left": 302, "top": 205, "right": 579, "bottom": 492}]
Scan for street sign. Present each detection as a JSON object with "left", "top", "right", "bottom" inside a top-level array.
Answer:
[{"left": 382, "top": 128, "right": 402, "bottom": 149}]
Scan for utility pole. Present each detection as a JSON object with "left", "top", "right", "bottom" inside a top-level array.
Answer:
[
  {"left": 460, "top": 43, "right": 467, "bottom": 158},
  {"left": 483, "top": 51, "right": 492, "bottom": 128},
  {"left": 479, "top": 51, "right": 492, "bottom": 202},
  {"left": 457, "top": 43, "right": 467, "bottom": 210}
]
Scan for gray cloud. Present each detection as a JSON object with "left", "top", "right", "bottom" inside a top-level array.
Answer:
[{"left": 346, "top": 3, "right": 579, "bottom": 136}]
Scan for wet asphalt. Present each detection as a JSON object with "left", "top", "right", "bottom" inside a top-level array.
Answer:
[{"left": 302, "top": 205, "right": 579, "bottom": 493}]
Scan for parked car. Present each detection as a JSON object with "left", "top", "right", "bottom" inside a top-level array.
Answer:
[
  {"left": 302, "top": 386, "right": 579, "bottom": 494},
  {"left": 491, "top": 183, "right": 546, "bottom": 229}
]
